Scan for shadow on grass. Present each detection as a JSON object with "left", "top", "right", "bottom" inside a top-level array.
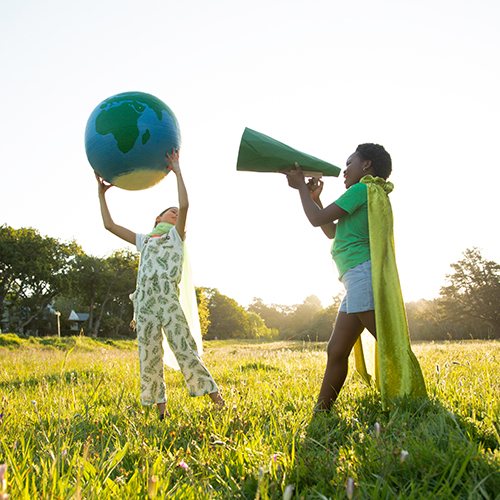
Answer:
[
  {"left": 239, "top": 362, "right": 280, "bottom": 372},
  {"left": 288, "top": 394, "right": 500, "bottom": 498}
]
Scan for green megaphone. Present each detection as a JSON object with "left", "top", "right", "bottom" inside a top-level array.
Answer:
[{"left": 236, "top": 127, "right": 341, "bottom": 178}]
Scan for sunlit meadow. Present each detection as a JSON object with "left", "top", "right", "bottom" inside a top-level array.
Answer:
[{"left": 0, "top": 334, "right": 499, "bottom": 499}]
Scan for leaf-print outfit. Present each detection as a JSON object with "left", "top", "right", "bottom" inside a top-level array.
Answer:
[{"left": 132, "top": 227, "right": 218, "bottom": 405}]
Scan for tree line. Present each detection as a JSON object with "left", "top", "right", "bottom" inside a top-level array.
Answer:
[
  {"left": 0, "top": 226, "right": 138, "bottom": 337},
  {"left": 1, "top": 226, "right": 499, "bottom": 340},
  {"left": 406, "top": 248, "right": 500, "bottom": 340}
]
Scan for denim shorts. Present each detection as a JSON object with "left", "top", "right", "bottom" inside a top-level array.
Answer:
[{"left": 339, "top": 260, "right": 375, "bottom": 313}]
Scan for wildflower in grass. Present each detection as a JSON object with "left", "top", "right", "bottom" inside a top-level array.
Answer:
[
  {"left": 178, "top": 459, "right": 188, "bottom": 470},
  {"left": 346, "top": 477, "right": 355, "bottom": 499},
  {"left": 283, "top": 484, "right": 294, "bottom": 500},
  {"left": 374, "top": 422, "right": 381, "bottom": 438},
  {"left": 400, "top": 450, "right": 409, "bottom": 463}
]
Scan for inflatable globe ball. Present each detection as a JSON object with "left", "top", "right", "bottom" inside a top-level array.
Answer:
[{"left": 85, "top": 91, "right": 181, "bottom": 190}]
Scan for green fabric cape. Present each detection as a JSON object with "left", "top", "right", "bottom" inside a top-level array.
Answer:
[
  {"left": 353, "top": 175, "right": 427, "bottom": 408},
  {"left": 236, "top": 128, "right": 341, "bottom": 177}
]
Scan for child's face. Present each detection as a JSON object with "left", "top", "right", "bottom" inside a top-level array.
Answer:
[
  {"left": 343, "top": 153, "right": 372, "bottom": 189},
  {"left": 156, "top": 207, "right": 178, "bottom": 225}
]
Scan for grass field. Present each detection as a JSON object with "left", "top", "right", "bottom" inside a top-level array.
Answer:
[{"left": 0, "top": 334, "right": 499, "bottom": 499}]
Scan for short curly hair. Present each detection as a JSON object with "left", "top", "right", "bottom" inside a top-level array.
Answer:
[{"left": 355, "top": 143, "right": 392, "bottom": 180}]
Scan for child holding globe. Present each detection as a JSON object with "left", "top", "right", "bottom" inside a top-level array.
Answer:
[
  {"left": 96, "top": 149, "right": 224, "bottom": 419},
  {"left": 281, "top": 144, "right": 426, "bottom": 412}
]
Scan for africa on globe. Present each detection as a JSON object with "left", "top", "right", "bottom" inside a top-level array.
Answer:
[{"left": 85, "top": 91, "right": 181, "bottom": 190}]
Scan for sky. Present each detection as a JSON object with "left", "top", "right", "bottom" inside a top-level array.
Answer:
[{"left": 1, "top": 0, "right": 499, "bottom": 310}]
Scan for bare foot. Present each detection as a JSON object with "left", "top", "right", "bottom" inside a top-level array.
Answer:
[
  {"left": 208, "top": 392, "right": 225, "bottom": 408},
  {"left": 157, "top": 402, "right": 170, "bottom": 420}
]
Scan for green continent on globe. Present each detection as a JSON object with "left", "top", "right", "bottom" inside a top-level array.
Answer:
[
  {"left": 95, "top": 103, "right": 141, "bottom": 154},
  {"left": 142, "top": 129, "right": 151, "bottom": 145},
  {"left": 94, "top": 93, "right": 175, "bottom": 154}
]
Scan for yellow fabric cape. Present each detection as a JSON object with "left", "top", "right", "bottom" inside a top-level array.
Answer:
[{"left": 353, "top": 175, "right": 427, "bottom": 408}]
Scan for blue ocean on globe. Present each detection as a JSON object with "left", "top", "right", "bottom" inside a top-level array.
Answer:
[{"left": 85, "top": 91, "right": 181, "bottom": 190}]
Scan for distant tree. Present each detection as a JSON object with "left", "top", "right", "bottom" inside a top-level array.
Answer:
[
  {"left": 195, "top": 287, "right": 210, "bottom": 337},
  {"left": 283, "top": 295, "right": 323, "bottom": 339},
  {"left": 439, "top": 248, "right": 500, "bottom": 337},
  {"left": 0, "top": 225, "right": 80, "bottom": 333},
  {"left": 247, "top": 312, "right": 279, "bottom": 340},
  {"left": 70, "top": 253, "right": 106, "bottom": 333},
  {"left": 203, "top": 288, "right": 251, "bottom": 339},
  {"left": 248, "top": 298, "right": 293, "bottom": 331},
  {"left": 406, "top": 298, "right": 450, "bottom": 341},
  {"left": 406, "top": 297, "right": 493, "bottom": 341},
  {"left": 70, "top": 249, "right": 138, "bottom": 337},
  {"left": 91, "top": 250, "right": 138, "bottom": 337},
  {"left": 306, "top": 294, "right": 343, "bottom": 341}
]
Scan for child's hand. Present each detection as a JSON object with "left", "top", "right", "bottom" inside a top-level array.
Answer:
[
  {"left": 95, "top": 172, "right": 113, "bottom": 195},
  {"left": 166, "top": 148, "right": 181, "bottom": 174},
  {"left": 279, "top": 162, "right": 306, "bottom": 189},
  {"left": 307, "top": 177, "right": 324, "bottom": 202}
]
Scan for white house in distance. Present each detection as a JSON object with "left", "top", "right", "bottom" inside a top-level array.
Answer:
[{"left": 68, "top": 310, "right": 89, "bottom": 332}]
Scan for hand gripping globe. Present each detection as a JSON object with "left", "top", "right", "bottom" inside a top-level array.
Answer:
[{"left": 85, "top": 91, "right": 181, "bottom": 190}]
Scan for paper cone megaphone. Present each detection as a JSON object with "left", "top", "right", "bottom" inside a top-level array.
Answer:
[{"left": 236, "top": 128, "right": 341, "bottom": 178}]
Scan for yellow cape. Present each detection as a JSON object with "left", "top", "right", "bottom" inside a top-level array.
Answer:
[{"left": 353, "top": 175, "right": 427, "bottom": 408}]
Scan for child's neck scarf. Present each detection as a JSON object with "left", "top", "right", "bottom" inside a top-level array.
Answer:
[{"left": 148, "top": 222, "right": 174, "bottom": 238}]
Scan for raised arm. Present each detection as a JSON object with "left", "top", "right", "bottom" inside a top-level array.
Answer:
[
  {"left": 166, "top": 149, "right": 188, "bottom": 241},
  {"left": 281, "top": 163, "right": 348, "bottom": 231},
  {"left": 307, "top": 178, "right": 337, "bottom": 239},
  {"left": 96, "top": 173, "right": 136, "bottom": 245}
]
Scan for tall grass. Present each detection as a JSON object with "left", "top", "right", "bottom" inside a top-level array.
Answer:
[{"left": 0, "top": 335, "right": 499, "bottom": 499}]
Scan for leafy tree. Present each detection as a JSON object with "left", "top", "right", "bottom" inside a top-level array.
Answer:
[
  {"left": 406, "top": 298, "right": 452, "bottom": 341},
  {"left": 307, "top": 296, "right": 342, "bottom": 341},
  {"left": 0, "top": 225, "right": 80, "bottom": 333},
  {"left": 248, "top": 297, "right": 292, "bottom": 331},
  {"left": 70, "top": 249, "right": 138, "bottom": 337},
  {"left": 69, "top": 253, "right": 105, "bottom": 334},
  {"left": 406, "top": 297, "right": 493, "bottom": 341},
  {"left": 203, "top": 288, "right": 251, "bottom": 339},
  {"left": 283, "top": 295, "right": 323, "bottom": 339},
  {"left": 249, "top": 294, "right": 342, "bottom": 341},
  {"left": 440, "top": 248, "right": 500, "bottom": 337},
  {"left": 195, "top": 287, "right": 210, "bottom": 337},
  {"left": 90, "top": 250, "right": 138, "bottom": 337},
  {"left": 247, "top": 312, "right": 279, "bottom": 340}
]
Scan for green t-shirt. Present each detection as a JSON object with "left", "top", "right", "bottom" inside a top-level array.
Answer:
[{"left": 331, "top": 182, "right": 370, "bottom": 278}]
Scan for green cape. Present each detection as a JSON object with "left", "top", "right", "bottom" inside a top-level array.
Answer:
[
  {"left": 353, "top": 175, "right": 427, "bottom": 408},
  {"left": 236, "top": 128, "right": 341, "bottom": 177}
]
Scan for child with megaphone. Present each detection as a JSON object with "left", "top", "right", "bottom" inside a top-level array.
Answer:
[{"left": 281, "top": 143, "right": 426, "bottom": 412}]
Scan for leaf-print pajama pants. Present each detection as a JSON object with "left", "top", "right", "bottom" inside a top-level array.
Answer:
[{"left": 134, "top": 277, "right": 218, "bottom": 405}]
